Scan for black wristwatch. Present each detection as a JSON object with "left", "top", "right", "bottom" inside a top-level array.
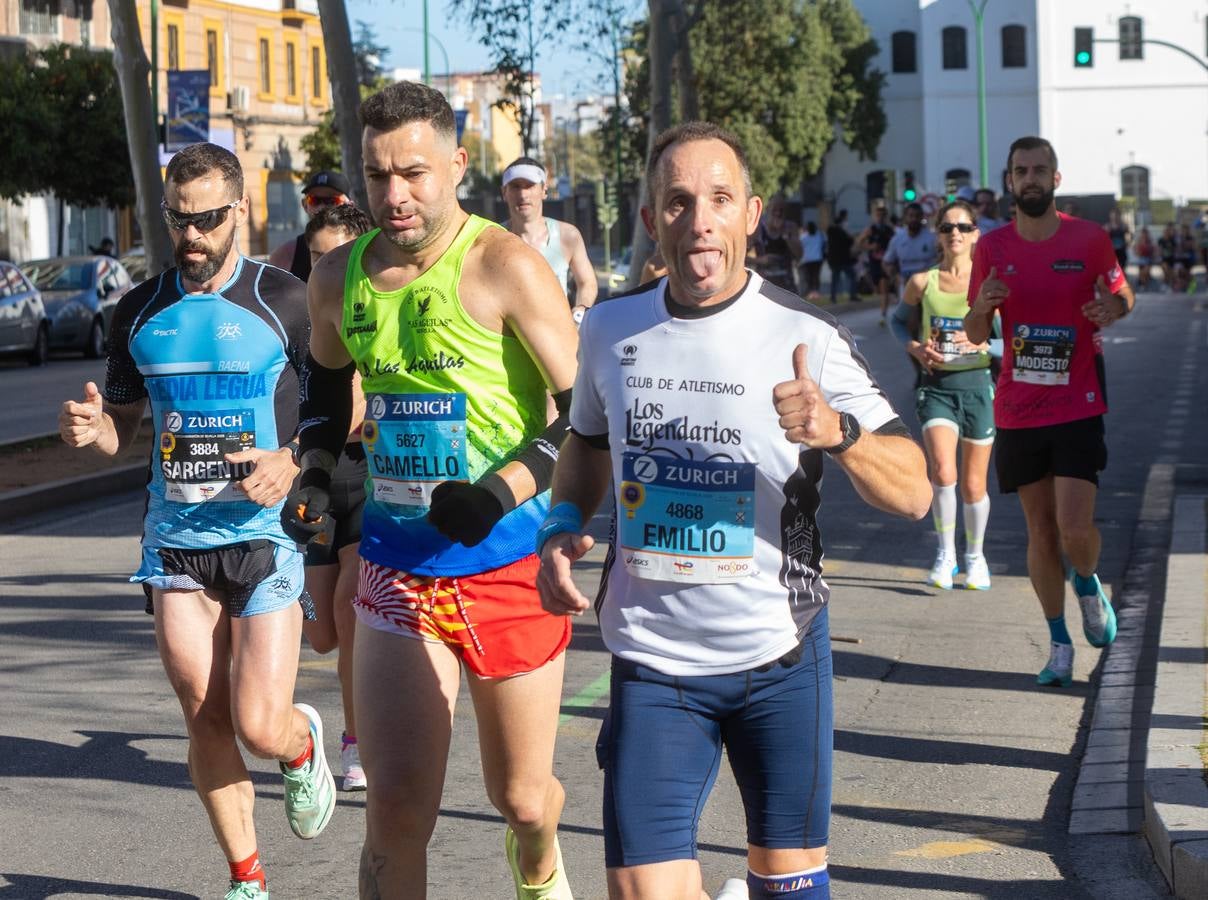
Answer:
[
  {"left": 283, "top": 438, "right": 301, "bottom": 466},
  {"left": 825, "top": 413, "right": 861, "bottom": 455}
]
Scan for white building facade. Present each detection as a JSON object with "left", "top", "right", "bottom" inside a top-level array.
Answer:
[{"left": 823, "top": 0, "right": 1208, "bottom": 223}]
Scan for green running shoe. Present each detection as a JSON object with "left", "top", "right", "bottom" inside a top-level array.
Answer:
[
  {"left": 1037, "top": 641, "right": 1074, "bottom": 688},
  {"left": 281, "top": 702, "right": 335, "bottom": 840},
  {"left": 225, "top": 880, "right": 269, "bottom": 900},
  {"left": 505, "top": 827, "right": 574, "bottom": 899}
]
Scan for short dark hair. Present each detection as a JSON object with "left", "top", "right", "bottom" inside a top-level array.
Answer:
[
  {"left": 504, "top": 156, "right": 544, "bottom": 171},
  {"left": 646, "top": 121, "right": 752, "bottom": 205},
  {"left": 905, "top": 202, "right": 924, "bottom": 215},
  {"left": 305, "top": 203, "right": 373, "bottom": 244},
  {"left": 974, "top": 187, "right": 996, "bottom": 202},
  {"left": 165, "top": 142, "right": 243, "bottom": 198},
  {"left": 1007, "top": 136, "right": 1057, "bottom": 172},
  {"left": 359, "top": 81, "right": 455, "bottom": 141}
]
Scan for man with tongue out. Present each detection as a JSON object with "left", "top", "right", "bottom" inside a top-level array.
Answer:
[{"left": 536, "top": 121, "right": 930, "bottom": 900}]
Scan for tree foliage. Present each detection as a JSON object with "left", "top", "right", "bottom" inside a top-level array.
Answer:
[
  {"left": 0, "top": 44, "right": 134, "bottom": 207},
  {"left": 626, "top": 0, "right": 886, "bottom": 199},
  {"left": 449, "top": 0, "right": 573, "bottom": 155},
  {"left": 353, "top": 20, "right": 389, "bottom": 89}
]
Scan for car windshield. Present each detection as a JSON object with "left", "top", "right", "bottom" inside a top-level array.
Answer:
[{"left": 23, "top": 262, "right": 93, "bottom": 291}]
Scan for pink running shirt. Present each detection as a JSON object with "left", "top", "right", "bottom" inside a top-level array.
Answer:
[{"left": 967, "top": 214, "right": 1125, "bottom": 429}]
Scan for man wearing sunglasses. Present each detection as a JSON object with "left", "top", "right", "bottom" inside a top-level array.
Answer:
[
  {"left": 268, "top": 169, "right": 353, "bottom": 282},
  {"left": 58, "top": 142, "right": 334, "bottom": 900}
]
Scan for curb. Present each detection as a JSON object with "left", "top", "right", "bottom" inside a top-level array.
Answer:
[
  {"left": 0, "top": 463, "right": 147, "bottom": 525},
  {"left": 1144, "top": 493, "right": 1208, "bottom": 899}
]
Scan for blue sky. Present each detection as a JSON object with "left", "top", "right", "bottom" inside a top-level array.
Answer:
[{"left": 344, "top": 0, "right": 636, "bottom": 99}]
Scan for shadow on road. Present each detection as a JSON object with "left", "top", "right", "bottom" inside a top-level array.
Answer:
[{"left": 0, "top": 874, "right": 197, "bottom": 899}]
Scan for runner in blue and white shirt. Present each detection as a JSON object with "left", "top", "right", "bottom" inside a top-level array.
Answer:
[
  {"left": 535, "top": 122, "right": 931, "bottom": 900},
  {"left": 58, "top": 143, "right": 334, "bottom": 900}
]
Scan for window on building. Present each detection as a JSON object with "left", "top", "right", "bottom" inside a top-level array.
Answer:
[
  {"left": 891, "top": 30, "right": 917, "bottom": 73},
  {"left": 311, "top": 45, "right": 325, "bottom": 101},
  {"left": 207, "top": 30, "right": 219, "bottom": 88},
  {"left": 1001, "top": 24, "right": 1026, "bottom": 68},
  {"left": 286, "top": 42, "right": 298, "bottom": 100},
  {"left": 20, "top": 0, "right": 60, "bottom": 36},
  {"left": 259, "top": 37, "right": 272, "bottom": 96},
  {"left": 942, "top": 26, "right": 968, "bottom": 70},
  {"left": 167, "top": 23, "right": 180, "bottom": 70},
  {"left": 1119, "top": 16, "right": 1143, "bottom": 60},
  {"left": 1121, "top": 165, "right": 1150, "bottom": 210}
]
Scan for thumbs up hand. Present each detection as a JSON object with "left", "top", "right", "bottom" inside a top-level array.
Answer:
[
  {"left": 972, "top": 265, "right": 1009, "bottom": 317},
  {"left": 772, "top": 344, "right": 842, "bottom": 448},
  {"left": 59, "top": 381, "right": 105, "bottom": 448}
]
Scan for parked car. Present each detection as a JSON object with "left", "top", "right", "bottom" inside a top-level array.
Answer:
[
  {"left": 19, "top": 255, "right": 132, "bottom": 357},
  {"left": 0, "top": 260, "right": 51, "bottom": 365},
  {"left": 119, "top": 245, "right": 148, "bottom": 283}
]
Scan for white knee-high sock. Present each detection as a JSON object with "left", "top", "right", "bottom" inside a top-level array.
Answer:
[
  {"left": 932, "top": 483, "right": 957, "bottom": 557},
  {"left": 963, "top": 494, "right": 991, "bottom": 558}
]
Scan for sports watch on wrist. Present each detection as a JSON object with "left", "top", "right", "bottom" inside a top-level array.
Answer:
[
  {"left": 283, "top": 438, "right": 301, "bottom": 466},
  {"left": 825, "top": 412, "right": 861, "bottom": 455}
]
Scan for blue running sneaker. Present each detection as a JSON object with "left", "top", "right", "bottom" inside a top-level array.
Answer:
[
  {"left": 1037, "top": 641, "right": 1074, "bottom": 687},
  {"left": 1072, "top": 572, "right": 1117, "bottom": 648}
]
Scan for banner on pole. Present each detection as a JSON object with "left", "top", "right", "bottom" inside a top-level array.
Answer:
[
  {"left": 454, "top": 109, "right": 469, "bottom": 145},
  {"left": 166, "top": 70, "right": 211, "bottom": 152}
]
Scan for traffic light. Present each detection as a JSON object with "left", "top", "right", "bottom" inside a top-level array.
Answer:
[
  {"left": 944, "top": 177, "right": 957, "bottom": 202},
  {"left": 866, "top": 170, "right": 886, "bottom": 203},
  {"left": 902, "top": 170, "right": 917, "bottom": 202},
  {"left": 1074, "top": 27, "right": 1093, "bottom": 67}
]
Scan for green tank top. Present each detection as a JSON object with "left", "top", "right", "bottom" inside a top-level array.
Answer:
[
  {"left": 340, "top": 215, "right": 550, "bottom": 575},
  {"left": 919, "top": 267, "right": 990, "bottom": 373}
]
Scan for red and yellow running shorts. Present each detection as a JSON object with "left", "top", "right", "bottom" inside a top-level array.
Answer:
[{"left": 353, "top": 554, "right": 571, "bottom": 679}]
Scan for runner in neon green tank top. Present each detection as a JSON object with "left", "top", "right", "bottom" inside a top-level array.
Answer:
[
  {"left": 890, "top": 199, "right": 998, "bottom": 592},
  {"left": 283, "top": 81, "right": 580, "bottom": 899}
]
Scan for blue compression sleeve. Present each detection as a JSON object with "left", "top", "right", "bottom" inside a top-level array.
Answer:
[{"left": 889, "top": 300, "right": 916, "bottom": 347}]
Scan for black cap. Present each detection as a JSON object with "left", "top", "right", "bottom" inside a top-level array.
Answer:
[{"left": 303, "top": 171, "right": 352, "bottom": 196}]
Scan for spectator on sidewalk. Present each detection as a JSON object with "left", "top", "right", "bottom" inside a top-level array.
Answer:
[
  {"left": 856, "top": 203, "right": 896, "bottom": 324},
  {"left": 753, "top": 197, "right": 801, "bottom": 292},
  {"left": 799, "top": 220, "right": 825, "bottom": 301},
  {"left": 1134, "top": 226, "right": 1156, "bottom": 291},
  {"left": 826, "top": 209, "right": 856, "bottom": 304},
  {"left": 1105, "top": 208, "right": 1131, "bottom": 276}
]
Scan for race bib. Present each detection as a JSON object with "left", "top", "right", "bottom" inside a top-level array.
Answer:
[
  {"left": 617, "top": 452, "right": 756, "bottom": 584},
  {"left": 159, "top": 408, "right": 255, "bottom": 503},
  {"left": 1011, "top": 324, "right": 1074, "bottom": 385},
  {"left": 361, "top": 392, "right": 467, "bottom": 512},
  {"left": 930, "top": 315, "right": 981, "bottom": 366}
]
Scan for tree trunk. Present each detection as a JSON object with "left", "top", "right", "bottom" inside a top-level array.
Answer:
[
  {"left": 673, "top": 4, "right": 699, "bottom": 121},
  {"left": 106, "top": 0, "right": 173, "bottom": 276},
  {"left": 316, "top": 0, "right": 368, "bottom": 211},
  {"left": 623, "top": 0, "right": 680, "bottom": 291}
]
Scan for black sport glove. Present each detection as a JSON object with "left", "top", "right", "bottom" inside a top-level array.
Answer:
[
  {"left": 281, "top": 480, "right": 337, "bottom": 554},
  {"left": 426, "top": 477, "right": 512, "bottom": 547}
]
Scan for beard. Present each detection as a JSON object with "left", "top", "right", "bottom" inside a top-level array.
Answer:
[
  {"left": 379, "top": 200, "right": 452, "bottom": 253},
  {"left": 1016, "top": 187, "right": 1055, "bottom": 219},
  {"left": 175, "top": 230, "right": 233, "bottom": 284}
]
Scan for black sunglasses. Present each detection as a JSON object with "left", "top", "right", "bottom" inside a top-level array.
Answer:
[
  {"left": 161, "top": 199, "right": 240, "bottom": 233},
  {"left": 938, "top": 222, "right": 977, "bottom": 234}
]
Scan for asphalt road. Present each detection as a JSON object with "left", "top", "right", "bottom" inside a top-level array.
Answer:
[
  {"left": 0, "top": 356, "right": 106, "bottom": 443},
  {"left": 2, "top": 289, "right": 1204, "bottom": 898}
]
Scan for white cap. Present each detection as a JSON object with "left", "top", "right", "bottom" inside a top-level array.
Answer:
[{"left": 502, "top": 163, "right": 546, "bottom": 187}]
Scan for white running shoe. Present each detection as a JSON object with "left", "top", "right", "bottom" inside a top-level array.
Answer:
[
  {"left": 1037, "top": 641, "right": 1074, "bottom": 687},
  {"left": 964, "top": 554, "right": 991, "bottom": 591},
  {"left": 928, "top": 550, "right": 958, "bottom": 590},
  {"left": 340, "top": 736, "right": 367, "bottom": 792},
  {"left": 715, "top": 878, "right": 750, "bottom": 900}
]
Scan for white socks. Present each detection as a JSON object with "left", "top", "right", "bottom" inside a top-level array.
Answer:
[
  {"left": 963, "top": 494, "right": 990, "bottom": 558},
  {"left": 932, "top": 483, "right": 957, "bottom": 557}
]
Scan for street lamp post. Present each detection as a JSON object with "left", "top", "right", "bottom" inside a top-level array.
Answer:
[
  {"left": 400, "top": 27, "right": 450, "bottom": 97},
  {"left": 422, "top": 0, "right": 430, "bottom": 85},
  {"left": 966, "top": 0, "right": 991, "bottom": 190}
]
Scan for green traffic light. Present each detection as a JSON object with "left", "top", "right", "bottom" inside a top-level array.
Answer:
[
  {"left": 1076, "top": 50, "right": 1090, "bottom": 64},
  {"left": 904, "top": 189, "right": 917, "bottom": 201}
]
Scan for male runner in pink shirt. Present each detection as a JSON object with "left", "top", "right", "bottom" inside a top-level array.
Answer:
[{"left": 964, "top": 136, "right": 1134, "bottom": 688}]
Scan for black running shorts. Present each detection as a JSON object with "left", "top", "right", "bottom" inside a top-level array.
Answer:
[{"left": 994, "top": 415, "right": 1107, "bottom": 493}]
